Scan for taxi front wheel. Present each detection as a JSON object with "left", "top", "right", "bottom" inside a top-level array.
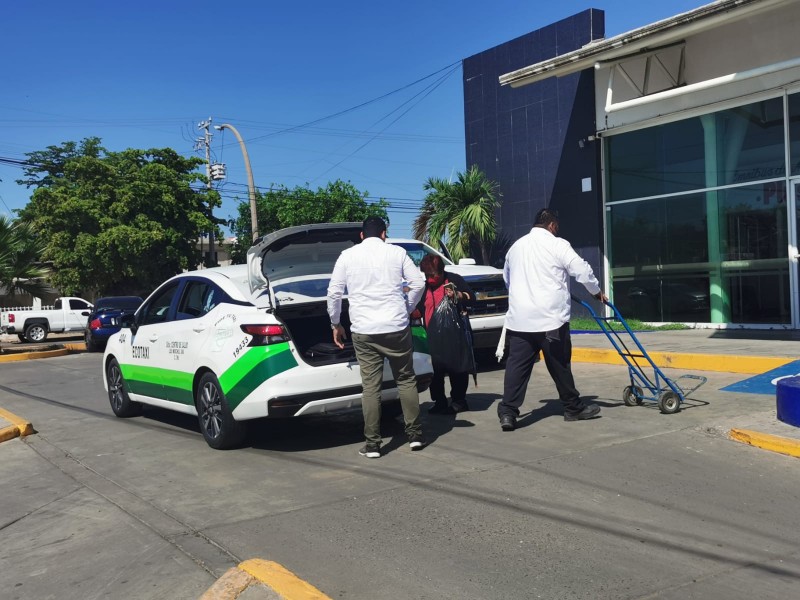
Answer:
[
  {"left": 107, "top": 358, "right": 142, "bottom": 418},
  {"left": 196, "top": 372, "right": 247, "bottom": 450}
]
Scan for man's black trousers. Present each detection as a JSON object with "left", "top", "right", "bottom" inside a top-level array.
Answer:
[{"left": 498, "top": 324, "right": 584, "bottom": 418}]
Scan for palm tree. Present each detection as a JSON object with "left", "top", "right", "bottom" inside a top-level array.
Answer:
[
  {"left": 413, "top": 166, "right": 501, "bottom": 264},
  {"left": 0, "top": 215, "right": 50, "bottom": 299}
]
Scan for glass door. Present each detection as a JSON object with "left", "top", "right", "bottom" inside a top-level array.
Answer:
[{"left": 794, "top": 181, "right": 800, "bottom": 328}]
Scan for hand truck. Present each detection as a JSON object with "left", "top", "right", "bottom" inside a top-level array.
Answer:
[{"left": 573, "top": 297, "right": 707, "bottom": 414}]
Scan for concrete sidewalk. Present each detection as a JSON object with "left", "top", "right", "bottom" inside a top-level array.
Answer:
[
  {"left": 570, "top": 327, "right": 800, "bottom": 372},
  {"left": 570, "top": 327, "right": 800, "bottom": 455}
]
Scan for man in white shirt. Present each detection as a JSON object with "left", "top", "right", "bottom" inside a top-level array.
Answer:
[
  {"left": 327, "top": 216, "right": 427, "bottom": 458},
  {"left": 498, "top": 208, "right": 608, "bottom": 432}
]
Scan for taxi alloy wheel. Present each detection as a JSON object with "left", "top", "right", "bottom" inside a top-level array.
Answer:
[
  {"left": 196, "top": 372, "right": 246, "bottom": 450},
  {"left": 106, "top": 358, "right": 142, "bottom": 418}
]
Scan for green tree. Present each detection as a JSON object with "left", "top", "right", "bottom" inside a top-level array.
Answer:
[
  {"left": 17, "top": 137, "right": 104, "bottom": 189},
  {"left": 0, "top": 215, "right": 50, "bottom": 298},
  {"left": 413, "top": 166, "right": 501, "bottom": 265},
  {"left": 228, "top": 180, "right": 389, "bottom": 263},
  {"left": 17, "top": 141, "right": 216, "bottom": 297}
]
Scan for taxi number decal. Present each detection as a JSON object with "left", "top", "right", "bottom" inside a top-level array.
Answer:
[
  {"left": 131, "top": 345, "right": 150, "bottom": 359},
  {"left": 232, "top": 337, "right": 249, "bottom": 359},
  {"left": 119, "top": 333, "right": 127, "bottom": 344}
]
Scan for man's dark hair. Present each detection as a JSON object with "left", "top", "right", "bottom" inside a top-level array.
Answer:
[
  {"left": 534, "top": 208, "right": 559, "bottom": 228},
  {"left": 362, "top": 216, "right": 387, "bottom": 238}
]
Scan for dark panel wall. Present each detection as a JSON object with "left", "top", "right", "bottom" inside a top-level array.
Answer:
[{"left": 463, "top": 10, "right": 605, "bottom": 289}]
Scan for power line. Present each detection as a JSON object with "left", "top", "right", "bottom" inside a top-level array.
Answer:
[
  {"left": 311, "top": 64, "right": 460, "bottom": 182},
  {"left": 220, "top": 60, "right": 462, "bottom": 147}
]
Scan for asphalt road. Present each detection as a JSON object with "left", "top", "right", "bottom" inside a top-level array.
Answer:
[{"left": 1, "top": 352, "right": 799, "bottom": 599}]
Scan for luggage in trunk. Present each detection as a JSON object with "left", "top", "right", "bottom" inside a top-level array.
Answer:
[
  {"left": 276, "top": 299, "right": 354, "bottom": 367},
  {"left": 304, "top": 341, "right": 356, "bottom": 365}
]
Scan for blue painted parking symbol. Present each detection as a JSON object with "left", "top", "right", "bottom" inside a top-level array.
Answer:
[{"left": 721, "top": 360, "right": 800, "bottom": 395}]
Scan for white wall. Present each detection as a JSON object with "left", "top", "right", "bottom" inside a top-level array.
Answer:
[{"left": 596, "top": 2, "right": 800, "bottom": 132}]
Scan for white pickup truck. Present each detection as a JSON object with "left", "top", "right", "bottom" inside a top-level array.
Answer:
[{"left": 0, "top": 297, "right": 94, "bottom": 343}]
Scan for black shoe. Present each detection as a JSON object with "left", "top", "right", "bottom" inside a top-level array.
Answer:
[
  {"left": 358, "top": 443, "right": 381, "bottom": 458},
  {"left": 564, "top": 403, "right": 601, "bottom": 421},
  {"left": 500, "top": 415, "right": 516, "bottom": 431},
  {"left": 408, "top": 434, "right": 427, "bottom": 450},
  {"left": 451, "top": 401, "right": 469, "bottom": 413},
  {"left": 429, "top": 403, "right": 456, "bottom": 415}
]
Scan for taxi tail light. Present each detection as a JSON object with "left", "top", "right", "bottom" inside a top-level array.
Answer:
[
  {"left": 7, "top": 314, "right": 14, "bottom": 324},
  {"left": 240, "top": 324, "right": 288, "bottom": 345},
  {"left": 90, "top": 318, "right": 102, "bottom": 330}
]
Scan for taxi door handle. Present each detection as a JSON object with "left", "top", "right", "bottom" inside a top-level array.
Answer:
[
  {"left": 149, "top": 334, "right": 159, "bottom": 342},
  {"left": 193, "top": 326, "right": 206, "bottom": 333}
]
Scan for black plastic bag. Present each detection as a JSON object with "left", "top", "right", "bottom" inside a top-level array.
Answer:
[{"left": 427, "top": 296, "right": 476, "bottom": 378}]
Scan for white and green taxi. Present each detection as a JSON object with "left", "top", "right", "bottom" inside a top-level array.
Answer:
[{"left": 103, "top": 223, "right": 433, "bottom": 449}]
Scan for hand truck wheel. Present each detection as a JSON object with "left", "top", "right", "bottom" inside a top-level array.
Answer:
[
  {"left": 658, "top": 390, "right": 681, "bottom": 414},
  {"left": 622, "top": 385, "right": 643, "bottom": 406}
]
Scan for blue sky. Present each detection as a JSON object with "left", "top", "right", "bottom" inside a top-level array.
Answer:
[{"left": 0, "top": 0, "right": 704, "bottom": 238}]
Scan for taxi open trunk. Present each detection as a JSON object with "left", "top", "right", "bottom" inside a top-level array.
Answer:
[{"left": 246, "top": 223, "right": 364, "bottom": 367}]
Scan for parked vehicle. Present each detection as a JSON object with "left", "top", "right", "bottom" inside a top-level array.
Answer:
[
  {"left": 1, "top": 297, "right": 93, "bottom": 343},
  {"left": 387, "top": 237, "right": 508, "bottom": 349},
  {"left": 102, "top": 223, "right": 434, "bottom": 450},
  {"left": 84, "top": 296, "right": 143, "bottom": 352}
]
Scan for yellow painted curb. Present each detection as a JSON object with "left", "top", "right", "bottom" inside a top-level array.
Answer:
[
  {"left": 0, "top": 341, "right": 86, "bottom": 363},
  {"left": 0, "top": 407, "right": 35, "bottom": 443},
  {"left": 0, "top": 407, "right": 35, "bottom": 437},
  {"left": 0, "top": 425, "right": 21, "bottom": 443},
  {"left": 0, "top": 348, "right": 70, "bottom": 362},
  {"left": 730, "top": 428, "right": 800, "bottom": 458},
  {"left": 571, "top": 347, "right": 791, "bottom": 374},
  {"left": 239, "top": 559, "right": 332, "bottom": 600},
  {"left": 199, "top": 559, "right": 332, "bottom": 600}
]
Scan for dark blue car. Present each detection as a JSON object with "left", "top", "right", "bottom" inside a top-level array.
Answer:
[{"left": 84, "top": 296, "right": 143, "bottom": 352}]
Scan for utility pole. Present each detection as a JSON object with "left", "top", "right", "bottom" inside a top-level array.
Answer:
[{"left": 198, "top": 118, "right": 216, "bottom": 267}]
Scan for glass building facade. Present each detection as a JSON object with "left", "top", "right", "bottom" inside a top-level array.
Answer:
[{"left": 606, "top": 93, "right": 800, "bottom": 324}]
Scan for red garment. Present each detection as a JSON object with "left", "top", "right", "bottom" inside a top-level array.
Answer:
[{"left": 424, "top": 279, "right": 448, "bottom": 328}]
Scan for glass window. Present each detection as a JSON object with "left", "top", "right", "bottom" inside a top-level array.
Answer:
[
  {"left": 69, "top": 299, "right": 90, "bottom": 310},
  {"left": 140, "top": 283, "right": 179, "bottom": 326},
  {"left": 608, "top": 183, "right": 789, "bottom": 324},
  {"left": 389, "top": 242, "right": 447, "bottom": 266},
  {"left": 607, "top": 119, "right": 705, "bottom": 201},
  {"left": 608, "top": 194, "right": 708, "bottom": 270},
  {"left": 177, "top": 281, "right": 220, "bottom": 319},
  {"left": 607, "top": 98, "right": 786, "bottom": 201},
  {"left": 790, "top": 92, "right": 800, "bottom": 176}
]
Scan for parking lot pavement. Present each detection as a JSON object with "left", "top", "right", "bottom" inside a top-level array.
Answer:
[{"left": 1, "top": 352, "right": 800, "bottom": 599}]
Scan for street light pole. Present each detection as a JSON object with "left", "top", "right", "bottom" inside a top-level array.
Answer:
[{"left": 215, "top": 123, "right": 259, "bottom": 242}]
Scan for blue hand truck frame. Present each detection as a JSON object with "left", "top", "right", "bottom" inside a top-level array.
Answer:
[{"left": 573, "top": 296, "right": 707, "bottom": 414}]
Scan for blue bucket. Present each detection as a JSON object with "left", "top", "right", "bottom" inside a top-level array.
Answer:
[{"left": 776, "top": 376, "right": 800, "bottom": 428}]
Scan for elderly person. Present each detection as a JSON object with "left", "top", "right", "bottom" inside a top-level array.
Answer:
[{"left": 417, "top": 254, "right": 474, "bottom": 415}]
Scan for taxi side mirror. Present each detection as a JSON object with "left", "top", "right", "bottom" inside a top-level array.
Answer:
[{"left": 120, "top": 313, "right": 138, "bottom": 334}]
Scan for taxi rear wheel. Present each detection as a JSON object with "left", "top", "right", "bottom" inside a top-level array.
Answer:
[
  {"left": 107, "top": 358, "right": 142, "bottom": 417},
  {"left": 196, "top": 372, "right": 247, "bottom": 450}
]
